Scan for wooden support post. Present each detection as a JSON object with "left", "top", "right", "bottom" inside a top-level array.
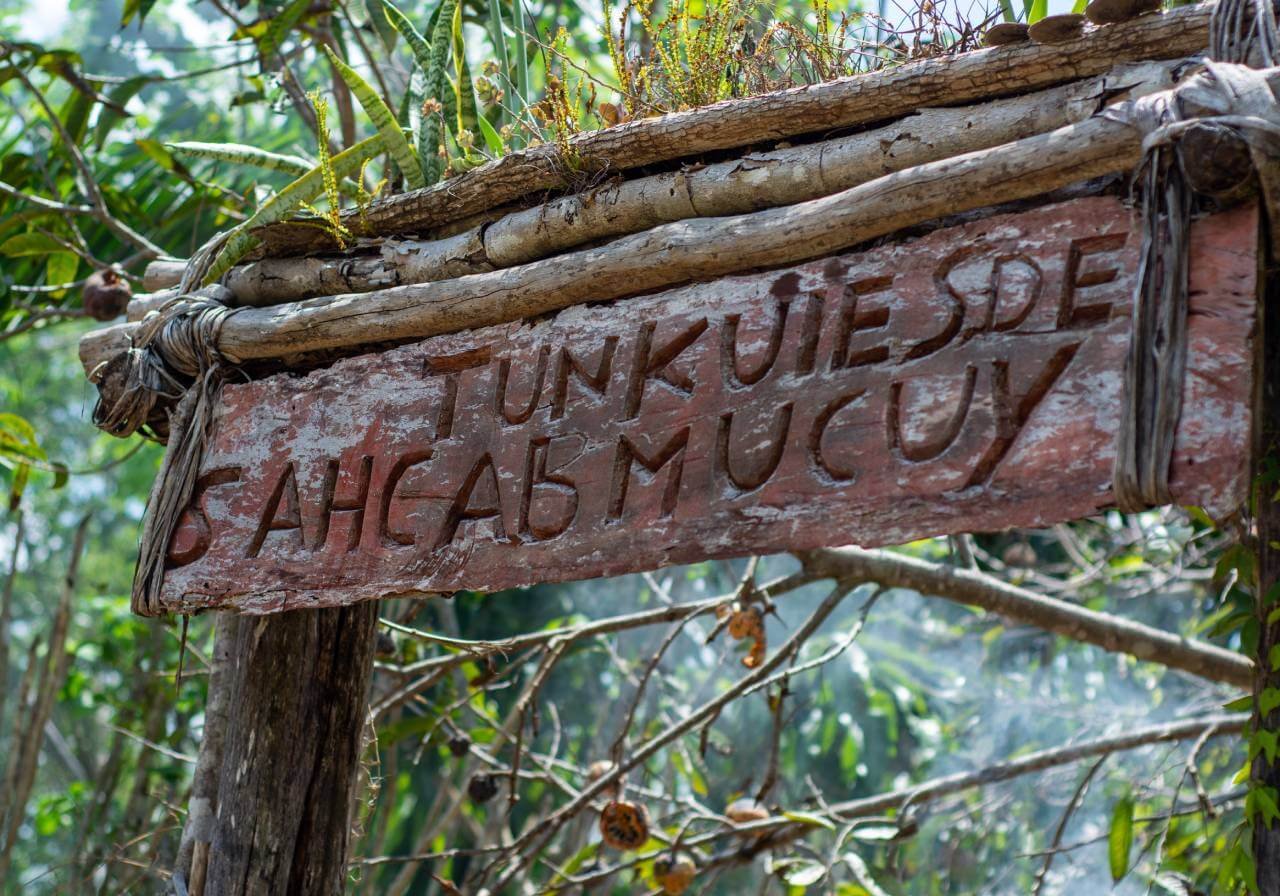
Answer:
[
  {"left": 199, "top": 601, "right": 378, "bottom": 895},
  {"left": 1254, "top": 223, "right": 1280, "bottom": 892}
]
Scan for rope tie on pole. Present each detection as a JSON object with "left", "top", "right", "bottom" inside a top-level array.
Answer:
[
  {"left": 91, "top": 290, "right": 239, "bottom": 616},
  {"left": 1111, "top": 0, "right": 1280, "bottom": 511}
]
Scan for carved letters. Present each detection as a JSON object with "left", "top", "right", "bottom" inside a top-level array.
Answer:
[{"left": 160, "top": 197, "right": 1258, "bottom": 613}]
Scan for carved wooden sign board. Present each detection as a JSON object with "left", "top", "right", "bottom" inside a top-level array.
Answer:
[{"left": 161, "top": 197, "right": 1258, "bottom": 614}]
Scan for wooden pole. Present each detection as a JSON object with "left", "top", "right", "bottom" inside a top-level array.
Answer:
[
  {"left": 1253, "top": 201, "right": 1280, "bottom": 893},
  {"left": 198, "top": 601, "right": 379, "bottom": 895}
]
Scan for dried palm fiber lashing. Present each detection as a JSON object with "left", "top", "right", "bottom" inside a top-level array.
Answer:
[{"left": 1113, "top": 0, "right": 1280, "bottom": 511}]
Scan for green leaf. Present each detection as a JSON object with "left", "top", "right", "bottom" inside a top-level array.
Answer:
[
  {"left": 203, "top": 134, "right": 385, "bottom": 284},
  {"left": 486, "top": 0, "right": 512, "bottom": 95},
  {"left": 120, "top": 0, "right": 160, "bottom": 26},
  {"left": 323, "top": 46, "right": 425, "bottom": 190},
  {"left": 1027, "top": 0, "right": 1048, "bottom": 21},
  {"left": 427, "top": 0, "right": 461, "bottom": 182},
  {"left": 1071, "top": 0, "right": 1089, "bottom": 12},
  {"left": 259, "top": 0, "right": 313, "bottom": 62},
  {"left": 782, "top": 811, "right": 836, "bottom": 831},
  {"left": 0, "top": 232, "right": 64, "bottom": 257},
  {"left": 1224, "top": 694, "right": 1255, "bottom": 712},
  {"left": 365, "top": 0, "right": 400, "bottom": 51},
  {"left": 167, "top": 142, "right": 314, "bottom": 176},
  {"left": 1262, "top": 687, "right": 1280, "bottom": 717},
  {"left": 9, "top": 462, "right": 30, "bottom": 511},
  {"left": 93, "top": 76, "right": 149, "bottom": 149},
  {"left": 381, "top": 0, "right": 436, "bottom": 71},
  {"left": 1108, "top": 795, "right": 1134, "bottom": 882},
  {"left": 477, "top": 114, "right": 505, "bottom": 155},
  {"left": 45, "top": 251, "right": 78, "bottom": 297},
  {"left": 452, "top": 2, "right": 479, "bottom": 135}
]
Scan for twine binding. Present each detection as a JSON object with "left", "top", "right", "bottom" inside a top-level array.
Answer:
[
  {"left": 92, "top": 291, "right": 237, "bottom": 616},
  {"left": 1112, "top": 0, "right": 1280, "bottom": 512}
]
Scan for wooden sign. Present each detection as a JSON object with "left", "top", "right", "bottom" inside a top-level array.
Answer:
[{"left": 162, "top": 197, "right": 1257, "bottom": 614}]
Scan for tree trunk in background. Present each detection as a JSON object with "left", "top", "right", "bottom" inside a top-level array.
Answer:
[
  {"left": 202, "top": 601, "right": 379, "bottom": 896},
  {"left": 1254, "top": 228, "right": 1280, "bottom": 893}
]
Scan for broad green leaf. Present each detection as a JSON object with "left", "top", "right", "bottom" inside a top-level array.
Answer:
[
  {"left": 782, "top": 810, "right": 836, "bottom": 831},
  {"left": 45, "top": 251, "right": 78, "bottom": 297},
  {"left": 8, "top": 462, "right": 30, "bottom": 511},
  {"left": 1072, "top": 0, "right": 1089, "bottom": 11},
  {"left": 424, "top": 0, "right": 461, "bottom": 183},
  {"left": 366, "top": 0, "right": 400, "bottom": 50},
  {"left": 1108, "top": 795, "right": 1134, "bottom": 882},
  {"left": 452, "top": 2, "right": 479, "bottom": 135},
  {"left": 167, "top": 142, "right": 314, "bottom": 176},
  {"left": 323, "top": 46, "right": 424, "bottom": 190},
  {"left": 120, "top": 0, "right": 159, "bottom": 25},
  {"left": 93, "top": 76, "right": 149, "bottom": 149},
  {"left": 259, "top": 0, "right": 313, "bottom": 61},
  {"left": 487, "top": 0, "right": 511, "bottom": 95},
  {"left": 204, "top": 134, "right": 384, "bottom": 284},
  {"left": 0, "top": 233, "right": 65, "bottom": 257},
  {"left": 1027, "top": 0, "right": 1048, "bottom": 21},
  {"left": 477, "top": 113, "right": 504, "bottom": 155},
  {"left": 382, "top": 0, "right": 436, "bottom": 70}
]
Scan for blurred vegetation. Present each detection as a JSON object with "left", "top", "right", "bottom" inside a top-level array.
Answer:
[{"left": 0, "top": 0, "right": 1259, "bottom": 893}]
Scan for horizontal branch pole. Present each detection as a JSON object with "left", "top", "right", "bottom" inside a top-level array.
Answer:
[
  {"left": 802, "top": 547, "right": 1253, "bottom": 688},
  {"left": 212, "top": 103, "right": 1152, "bottom": 363},
  {"left": 688, "top": 713, "right": 1246, "bottom": 849},
  {"left": 136, "top": 62, "right": 1176, "bottom": 309},
  {"left": 248, "top": 2, "right": 1218, "bottom": 259}
]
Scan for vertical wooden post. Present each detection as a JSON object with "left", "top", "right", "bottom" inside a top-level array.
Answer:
[
  {"left": 1254, "top": 224, "right": 1280, "bottom": 891},
  {"left": 201, "top": 601, "right": 378, "bottom": 895}
]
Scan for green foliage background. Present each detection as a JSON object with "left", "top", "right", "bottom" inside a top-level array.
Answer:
[{"left": 0, "top": 1, "right": 1256, "bottom": 893}]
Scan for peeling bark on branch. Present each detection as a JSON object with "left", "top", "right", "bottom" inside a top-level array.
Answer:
[
  {"left": 803, "top": 546, "right": 1253, "bottom": 688},
  {"left": 247, "top": 2, "right": 1218, "bottom": 259},
  {"left": 136, "top": 63, "right": 1176, "bottom": 311}
]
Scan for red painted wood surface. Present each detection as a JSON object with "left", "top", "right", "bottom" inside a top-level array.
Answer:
[{"left": 161, "top": 197, "right": 1258, "bottom": 614}]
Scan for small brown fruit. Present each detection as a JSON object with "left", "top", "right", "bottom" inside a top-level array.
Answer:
[
  {"left": 375, "top": 631, "right": 397, "bottom": 656},
  {"left": 447, "top": 734, "right": 471, "bottom": 757},
  {"left": 82, "top": 269, "right": 131, "bottom": 321},
  {"left": 983, "top": 22, "right": 1030, "bottom": 45},
  {"left": 654, "top": 853, "right": 697, "bottom": 894},
  {"left": 1001, "top": 541, "right": 1038, "bottom": 568},
  {"left": 1084, "top": 0, "right": 1160, "bottom": 24},
  {"left": 728, "top": 607, "right": 762, "bottom": 640},
  {"left": 725, "top": 798, "right": 769, "bottom": 825},
  {"left": 599, "top": 799, "right": 649, "bottom": 850},
  {"left": 467, "top": 772, "right": 499, "bottom": 803},
  {"left": 1027, "top": 13, "right": 1086, "bottom": 43}
]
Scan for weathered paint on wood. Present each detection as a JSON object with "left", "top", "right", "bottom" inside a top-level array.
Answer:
[{"left": 161, "top": 197, "right": 1258, "bottom": 614}]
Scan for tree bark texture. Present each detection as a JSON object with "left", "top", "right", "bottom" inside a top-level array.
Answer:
[
  {"left": 135, "top": 61, "right": 1177, "bottom": 313},
  {"left": 203, "top": 600, "right": 378, "bottom": 896},
  {"left": 1253, "top": 211, "right": 1280, "bottom": 893},
  {"left": 246, "top": 2, "right": 1217, "bottom": 259}
]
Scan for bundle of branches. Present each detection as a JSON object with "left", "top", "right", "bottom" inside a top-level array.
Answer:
[{"left": 81, "top": 0, "right": 1260, "bottom": 399}]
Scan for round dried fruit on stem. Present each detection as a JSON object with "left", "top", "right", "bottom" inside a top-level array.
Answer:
[
  {"left": 1084, "top": 0, "right": 1160, "bottom": 25},
  {"left": 1027, "top": 13, "right": 1086, "bottom": 43},
  {"left": 725, "top": 798, "right": 770, "bottom": 826},
  {"left": 82, "top": 269, "right": 131, "bottom": 321},
  {"left": 728, "top": 606, "right": 763, "bottom": 640},
  {"left": 467, "top": 772, "right": 499, "bottom": 804},
  {"left": 983, "top": 22, "right": 1030, "bottom": 46},
  {"left": 600, "top": 799, "right": 650, "bottom": 850},
  {"left": 654, "top": 853, "right": 698, "bottom": 895}
]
